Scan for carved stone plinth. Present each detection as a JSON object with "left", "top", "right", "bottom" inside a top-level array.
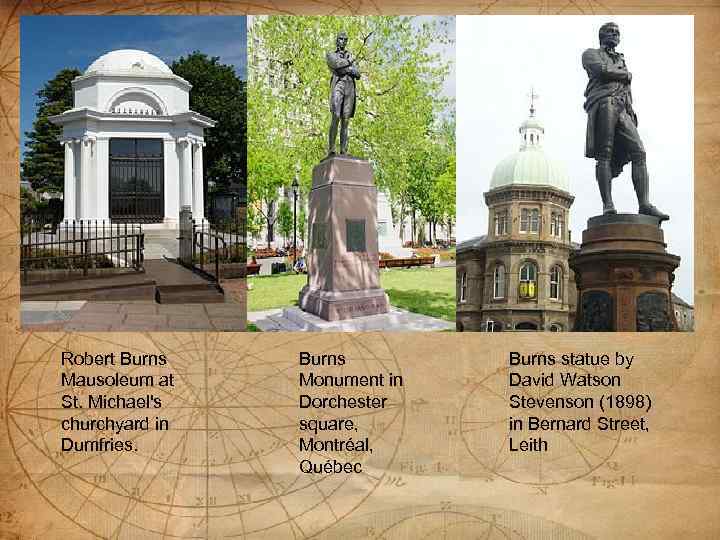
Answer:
[
  {"left": 299, "top": 156, "right": 389, "bottom": 321},
  {"left": 569, "top": 214, "right": 680, "bottom": 331}
]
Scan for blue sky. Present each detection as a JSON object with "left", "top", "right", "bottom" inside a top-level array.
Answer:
[{"left": 20, "top": 15, "right": 247, "bottom": 155}]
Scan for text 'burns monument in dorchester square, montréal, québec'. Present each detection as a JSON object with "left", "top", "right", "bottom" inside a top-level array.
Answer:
[
  {"left": 570, "top": 22, "right": 681, "bottom": 331},
  {"left": 298, "top": 31, "right": 390, "bottom": 321}
]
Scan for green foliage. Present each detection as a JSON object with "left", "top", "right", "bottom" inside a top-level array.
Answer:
[
  {"left": 298, "top": 205, "right": 307, "bottom": 242},
  {"left": 22, "top": 68, "right": 81, "bottom": 191},
  {"left": 276, "top": 199, "right": 293, "bottom": 240},
  {"left": 171, "top": 52, "right": 246, "bottom": 190},
  {"left": 248, "top": 16, "right": 455, "bottom": 244},
  {"left": 246, "top": 203, "right": 264, "bottom": 239}
]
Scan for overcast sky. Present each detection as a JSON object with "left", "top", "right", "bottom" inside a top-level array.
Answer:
[{"left": 456, "top": 15, "right": 694, "bottom": 303}]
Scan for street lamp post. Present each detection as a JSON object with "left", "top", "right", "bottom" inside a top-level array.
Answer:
[{"left": 292, "top": 175, "right": 299, "bottom": 268}]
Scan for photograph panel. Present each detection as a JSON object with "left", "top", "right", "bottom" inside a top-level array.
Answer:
[
  {"left": 19, "top": 15, "right": 248, "bottom": 331},
  {"left": 247, "top": 16, "right": 456, "bottom": 332},
  {"left": 456, "top": 15, "right": 693, "bottom": 332}
]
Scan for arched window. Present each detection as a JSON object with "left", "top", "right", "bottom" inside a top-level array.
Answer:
[
  {"left": 515, "top": 321, "right": 538, "bottom": 331},
  {"left": 550, "top": 265, "right": 562, "bottom": 300},
  {"left": 550, "top": 323, "right": 562, "bottom": 332},
  {"left": 493, "top": 265, "right": 505, "bottom": 299},
  {"left": 459, "top": 272, "right": 467, "bottom": 303},
  {"left": 519, "top": 262, "right": 537, "bottom": 299}
]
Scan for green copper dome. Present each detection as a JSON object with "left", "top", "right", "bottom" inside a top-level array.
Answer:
[
  {"left": 490, "top": 148, "right": 570, "bottom": 192},
  {"left": 489, "top": 106, "right": 570, "bottom": 193}
]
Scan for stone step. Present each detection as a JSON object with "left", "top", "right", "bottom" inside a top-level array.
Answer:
[
  {"left": 21, "top": 273, "right": 155, "bottom": 302},
  {"left": 254, "top": 317, "right": 282, "bottom": 332},
  {"left": 156, "top": 284, "right": 224, "bottom": 304},
  {"left": 266, "top": 314, "right": 304, "bottom": 331}
]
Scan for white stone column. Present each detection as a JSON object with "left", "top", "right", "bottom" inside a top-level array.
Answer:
[
  {"left": 192, "top": 142, "right": 205, "bottom": 220},
  {"left": 79, "top": 136, "right": 91, "bottom": 220},
  {"left": 62, "top": 140, "right": 75, "bottom": 222},
  {"left": 180, "top": 138, "right": 193, "bottom": 209},
  {"left": 94, "top": 138, "right": 109, "bottom": 220},
  {"left": 163, "top": 139, "right": 179, "bottom": 222}
]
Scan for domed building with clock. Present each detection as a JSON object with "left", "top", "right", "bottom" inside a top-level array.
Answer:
[{"left": 456, "top": 101, "right": 578, "bottom": 332}]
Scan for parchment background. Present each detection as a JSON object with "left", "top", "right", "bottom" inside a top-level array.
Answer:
[{"left": 1, "top": 1, "right": 718, "bottom": 539}]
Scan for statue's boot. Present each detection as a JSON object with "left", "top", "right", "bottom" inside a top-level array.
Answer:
[
  {"left": 633, "top": 160, "right": 669, "bottom": 221},
  {"left": 596, "top": 160, "right": 616, "bottom": 215}
]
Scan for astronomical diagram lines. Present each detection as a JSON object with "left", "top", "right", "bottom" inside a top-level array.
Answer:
[
  {"left": 5, "top": 332, "right": 405, "bottom": 538},
  {"left": 459, "top": 365, "right": 622, "bottom": 486}
]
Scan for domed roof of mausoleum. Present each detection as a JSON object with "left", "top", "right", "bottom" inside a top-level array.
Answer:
[
  {"left": 85, "top": 49, "right": 173, "bottom": 76},
  {"left": 489, "top": 104, "right": 570, "bottom": 193}
]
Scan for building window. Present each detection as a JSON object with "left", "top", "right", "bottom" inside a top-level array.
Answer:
[
  {"left": 519, "top": 262, "right": 537, "bottom": 299},
  {"left": 558, "top": 213, "right": 564, "bottom": 238},
  {"left": 520, "top": 208, "right": 540, "bottom": 233},
  {"left": 486, "top": 320, "right": 501, "bottom": 332},
  {"left": 550, "top": 323, "right": 562, "bottom": 332},
  {"left": 493, "top": 265, "right": 505, "bottom": 299},
  {"left": 550, "top": 265, "right": 562, "bottom": 300},
  {"left": 550, "top": 212, "right": 564, "bottom": 238},
  {"left": 515, "top": 321, "right": 538, "bottom": 331},
  {"left": 494, "top": 210, "right": 508, "bottom": 235},
  {"left": 460, "top": 272, "right": 467, "bottom": 303}
]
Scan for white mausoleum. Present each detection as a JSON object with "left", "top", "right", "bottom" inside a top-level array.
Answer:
[{"left": 50, "top": 49, "right": 216, "bottom": 225}]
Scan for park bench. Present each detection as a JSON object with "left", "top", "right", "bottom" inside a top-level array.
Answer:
[
  {"left": 379, "top": 256, "right": 435, "bottom": 269},
  {"left": 254, "top": 248, "right": 277, "bottom": 259}
]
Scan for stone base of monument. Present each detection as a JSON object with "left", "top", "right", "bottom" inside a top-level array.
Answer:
[
  {"left": 269, "top": 306, "right": 454, "bottom": 332},
  {"left": 569, "top": 214, "right": 681, "bottom": 331},
  {"left": 298, "top": 286, "right": 389, "bottom": 321},
  {"left": 299, "top": 155, "right": 390, "bottom": 322}
]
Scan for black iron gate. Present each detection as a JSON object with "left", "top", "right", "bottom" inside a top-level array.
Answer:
[{"left": 109, "top": 138, "right": 164, "bottom": 222}]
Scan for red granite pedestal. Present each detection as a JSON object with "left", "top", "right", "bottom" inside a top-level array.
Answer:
[
  {"left": 569, "top": 214, "right": 681, "bottom": 332},
  {"left": 298, "top": 155, "right": 390, "bottom": 321}
]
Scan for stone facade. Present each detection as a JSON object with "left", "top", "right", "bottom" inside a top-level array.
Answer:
[
  {"left": 672, "top": 293, "right": 694, "bottom": 331},
  {"left": 457, "top": 184, "right": 577, "bottom": 332}
]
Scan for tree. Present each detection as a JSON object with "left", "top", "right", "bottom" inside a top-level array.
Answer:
[
  {"left": 248, "top": 16, "right": 454, "bottom": 242},
  {"left": 171, "top": 52, "right": 246, "bottom": 191},
  {"left": 433, "top": 153, "right": 456, "bottom": 241},
  {"left": 298, "top": 205, "right": 307, "bottom": 244},
  {"left": 276, "top": 199, "right": 293, "bottom": 244},
  {"left": 22, "top": 68, "right": 81, "bottom": 192}
]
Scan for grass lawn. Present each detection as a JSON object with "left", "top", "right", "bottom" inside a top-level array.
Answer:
[{"left": 247, "top": 266, "right": 456, "bottom": 321}]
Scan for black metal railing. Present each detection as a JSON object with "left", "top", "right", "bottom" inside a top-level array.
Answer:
[
  {"left": 179, "top": 207, "right": 246, "bottom": 282},
  {"left": 20, "top": 218, "right": 144, "bottom": 285}
]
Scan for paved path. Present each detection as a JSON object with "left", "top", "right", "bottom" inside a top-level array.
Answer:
[
  {"left": 143, "top": 229, "right": 180, "bottom": 260},
  {"left": 144, "top": 259, "right": 211, "bottom": 287},
  {"left": 22, "top": 300, "right": 246, "bottom": 332}
]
